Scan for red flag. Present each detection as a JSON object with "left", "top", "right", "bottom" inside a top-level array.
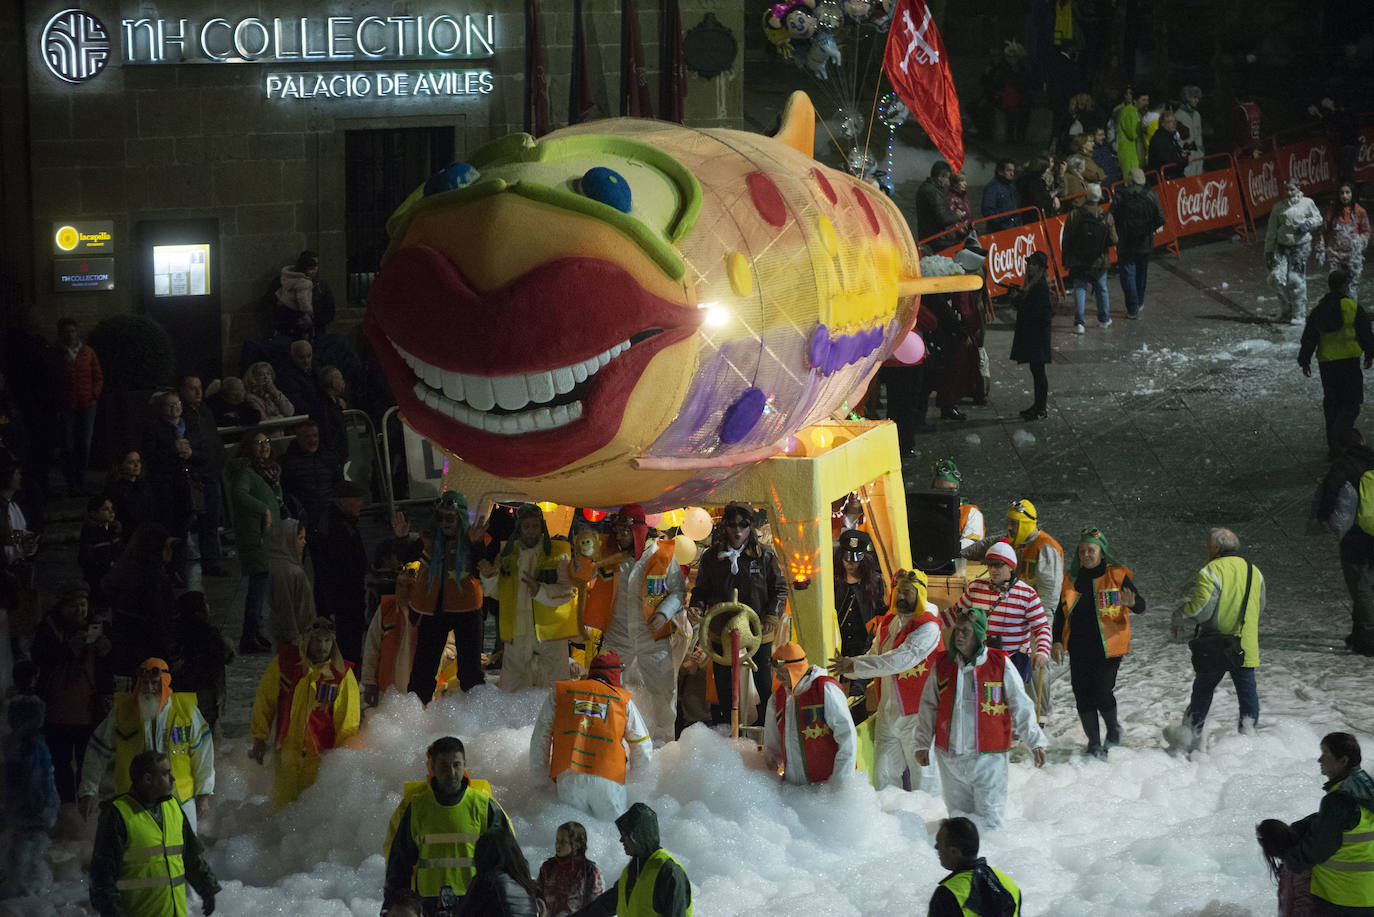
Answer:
[
  {"left": 524, "top": 0, "right": 551, "bottom": 136},
  {"left": 882, "top": 0, "right": 964, "bottom": 171},
  {"left": 620, "top": 0, "right": 654, "bottom": 118},
  {"left": 660, "top": 0, "right": 687, "bottom": 123},
  {"left": 568, "top": 0, "right": 594, "bottom": 125}
]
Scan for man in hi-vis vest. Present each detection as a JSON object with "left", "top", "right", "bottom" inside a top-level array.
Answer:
[
  {"left": 530, "top": 651, "right": 653, "bottom": 819},
  {"left": 479, "top": 502, "right": 578, "bottom": 693},
  {"left": 570, "top": 803, "right": 691, "bottom": 917},
  {"left": 79, "top": 657, "right": 214, "bottom": 831},
  {"left": 1299, "top": 268, "right": 1374, "bottom": 457},
  {"left": 89, "top": 750, "right": 219, "bottom": 917}
]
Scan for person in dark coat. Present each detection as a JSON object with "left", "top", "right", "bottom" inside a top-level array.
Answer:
[
  {"left": 312, "top": 481, "right": 370, "bottom": 665},
  {"left": 1017, "top": 157, "right": 1059, "bottom": 223},
  {"left": 981, "top": 160, "right": 1022, "bottom": 232},
  {"left": 1010, "top": 251, "right": 1055, "bottom": 421},
  {"left": 78, "top": 495, "right": 122, "bottom": 610},
  {"left": 102, "top": 523, "right": 181, "bottom": 680},
  {"left": 1299, "top": 270, "right": 1374, "bottom": 456},
  {"left": 916, "top": 161, "right": 963, "bottom": 247},
  {"left": 458, "top": 829, "right": 543, "bottom": 917},
  {"left": 1109, "top": 168, "right": 1168, "bottom": 319},
  {"left": 177, "top": 375, "right": 227, "bottom": 576},
  {"left": 1146, "top": 111, "right": 1189, "bottom": 180},
  {"left": 170, "top": 591, "right": 235, "bottom": 729},
  {"left": 103, "top": 451, "right": 156, "bottom": 540},
  {"left": 280, "top": 419, "right": 341, "bottom": 530},
  {"left": 205, "top": 376, "right": 262, "bottom": 429},
  {"left": 1315, "top": 428, "right": 1374, "bottom": 657},
  {"left": 687, "top": 503, "right": 789, "bottom": 726}
]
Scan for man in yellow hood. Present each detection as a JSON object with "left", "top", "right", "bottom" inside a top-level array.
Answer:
[{"left": 250, "top": 616, "right": 360, "bottom": 807}]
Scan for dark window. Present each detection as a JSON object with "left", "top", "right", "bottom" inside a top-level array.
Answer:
[{"left": 344, "top": 127, "right": 454, "bottom": 305}]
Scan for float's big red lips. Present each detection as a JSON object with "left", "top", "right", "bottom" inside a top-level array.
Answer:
[{"left": 367, "top": 244, "right": 698, "bottom": 479}]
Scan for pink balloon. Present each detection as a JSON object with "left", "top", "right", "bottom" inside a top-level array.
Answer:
[{"left": 893, "top": 331, "right": 925, "bottom": 364}]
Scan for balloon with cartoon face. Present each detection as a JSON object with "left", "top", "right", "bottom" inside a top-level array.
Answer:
[
  {"left": 785, "top": 7, "right": 817, "bottom": 39},
  {"left": 365, "top": 93, "right": 977, "bottom": 510}
]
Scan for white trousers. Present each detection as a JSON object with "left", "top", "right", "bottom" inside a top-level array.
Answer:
[
  {"left": 607, "top": 639, "right": 678, "bottom": 745},
  {"left": 555, "top": 771, "right": 627, "bottom": 822},
  {"left": 873, "top": 712, "right": 928, "bottom": 790},
  {"left": 934, "top": 749, "right": 1010, "bottom": 830},
  {"left": 501, "top": 636, "right": 570, "bottom": 692}
]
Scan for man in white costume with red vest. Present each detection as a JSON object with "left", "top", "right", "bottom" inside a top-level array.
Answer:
[
  {"left": 764, "top": 641, "right": 856, "bottom": 785},
  {"left": 529, "top": 650, "right": 654, "bottom": 820},
  {"left": 829, "top": 569, "right": 943, "bottom": 790},
  {"left": 915, "top": 608, "right": 1048, "bottom": 830},
  {"left": 584, "top": 504, "right": 688, "bottom": 746}
]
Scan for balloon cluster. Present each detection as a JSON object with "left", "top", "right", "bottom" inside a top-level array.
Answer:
[{"left": 761, "top": 0, "right": 893, "bottom": 81}]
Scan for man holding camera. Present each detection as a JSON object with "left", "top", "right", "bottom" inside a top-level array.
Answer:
[{"left": 1171, "top": 528, "right": 1265, "bottom": 752}]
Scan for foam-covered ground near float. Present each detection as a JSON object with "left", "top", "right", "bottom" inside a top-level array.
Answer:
[{"left": 15, "top": 664, "right": 1370, "bottom": 917}]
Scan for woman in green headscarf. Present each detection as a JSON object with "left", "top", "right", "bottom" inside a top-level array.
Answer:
[{"left": 1050, "top": 528, "right": 1146, "bottom": 758}]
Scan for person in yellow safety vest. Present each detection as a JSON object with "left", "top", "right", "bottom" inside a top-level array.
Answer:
[
  {"left": 478, "top": 502, "right": 578, "bottom": 692},
  {"left": 927, "top": 816, "right": 1021, "bottom": 917},
  {"left": 1299, "top": 269, "right": 1374, "bottom": 457},
  {"left": 1281, "top": 732, "right": 1374, "bottom": 912},
  {"left": 362, "top": 562, "right": 423, "bottom": 707},
  {"left": 249, "top": 617, "right": 360, "bottom": 808},
  {"left": 79, "top": 657, "right": 214, "bottom": 832},
  {"left": 931, "top": 459, "right": 984, "bottom": 550},
  {"left": 529, "top": 651, "right": 653, "bottom": 820},
  {"left": 1051, "top": 528, "right": 1146, "bottom": 760},
  {"left": 383, "top": 736, "right": 514, "bottom": 914},
  {"left": 89, "top": 749, "right": 219, "bottom": 917},
  {"left": 569, "top": 803, "right": 691, "bottom": 917}
]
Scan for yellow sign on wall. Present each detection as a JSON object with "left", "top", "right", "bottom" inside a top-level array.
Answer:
[{"left": 52, "top": 220, "right": 115, "bottom": 255}]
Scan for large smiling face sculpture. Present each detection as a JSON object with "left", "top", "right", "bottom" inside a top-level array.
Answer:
[{"left": 368, "top": 92, "right": 958, "bottom": 510}]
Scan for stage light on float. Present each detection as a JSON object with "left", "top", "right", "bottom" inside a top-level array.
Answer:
[
  {"left": 698, "top": 302, "right": 730, "bottom": 328},
  {"left": 661, "top": 508, "right": 686, "bottom": 528},
  {"left": 581, "top": 508, "right": 606, "bottom": 522},
  {"left": 536, "top": 501, "right": 558, "bottom": 513}
]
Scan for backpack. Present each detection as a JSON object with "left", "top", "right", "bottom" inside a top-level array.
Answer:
[
  {"left": 1064, "top": 209, "right": 1109, "bottom": 268},
  {"left": 1114, "top": 190, "right": 1157, "bottom": 245},
  {"left": 1356, "top": 470, "right": 1374, "bottom": 536}
]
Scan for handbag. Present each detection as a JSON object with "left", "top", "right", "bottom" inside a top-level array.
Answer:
[{"left": 1188, "top": 562, "right": 1252, "bottom": 674}]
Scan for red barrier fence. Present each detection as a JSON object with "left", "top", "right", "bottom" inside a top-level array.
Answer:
[{"left": 1157, "top": 153, "right": 1250, "bottom": 241}]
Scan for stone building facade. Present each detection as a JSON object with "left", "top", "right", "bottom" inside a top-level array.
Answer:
[{"left": 0, "top": 0, "right": 744, "bottom": 373}]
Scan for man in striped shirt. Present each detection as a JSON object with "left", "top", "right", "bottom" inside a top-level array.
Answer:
[{"left": 950, "top": 540, "right": 1051, "bottom": 687}]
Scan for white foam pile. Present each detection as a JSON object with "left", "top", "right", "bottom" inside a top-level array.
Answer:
[{"left": 15, "top": 678, "right": 1367, "bottom": 916}]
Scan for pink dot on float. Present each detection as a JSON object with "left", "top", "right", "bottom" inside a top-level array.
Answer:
[
  {"left": 812, "top": 168, "right": 837, "bottom": 205},
  {"left": 747, "top": 171, "right": 787, "bottom": 228},
  {"left": 852, "top": 187, "right": 881, "bottom": 236}
]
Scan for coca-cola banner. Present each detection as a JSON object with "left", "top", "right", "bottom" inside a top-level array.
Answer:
[
  {"left": 1236, "top": 151, "right": 1283, "bottom": 218},
  {"left": 1280, "top": 137, "right": 1337, "bottom": 198},
  {"left": 1356, "top": 126, "right": 1374, "bottom": 183},
  {"left": 937, "top": 219, "right": 1055, "bottom": 297},
  {"left": 1158, "top": 167, "right": 1246, "bottom": 240}
]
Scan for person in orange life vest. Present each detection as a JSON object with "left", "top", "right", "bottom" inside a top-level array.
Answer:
[
  {"left": 79, "top": 657, "right": 214, "bottom": 832},
  {"left": 585, "top": 504, "right": 688, "bottom": 746},
  {"left": 391, "top": 490, "right": 486, "bottom": 702},
  {"left": 1051, "top": 528, "right": 1145, "bottom": 759},
  {"left": 568, "top": 803, "right": 691, "bottom": 917},
  {"left": 529, "top": 651, "right": 653, "bottom": 820},
  {"left": 249, "top": 617, "right": 360, "bottom": 808},
  {"left": 478, "top": 502, "right": 577, "bottom": 693},
  {"left": 914, "top": 609, "right": 1047, "bottom": 831},
  {"left": 950, "top": 540, "right": 1051, "bottom": 689},
  {"left": 764, "top": 642, "right": 856, "bottom": 785},
  {"left": 829, "top": 569, "right": 943, "bottom": 790},
  {"left": 689, "top": 503, "right": 788, "bottom": 729},
  {"left": 362, "top": 562, "right": 423, "bottom": 707},
  {"left": 931, "top": 459, "right": 984, "bottom": 550}
]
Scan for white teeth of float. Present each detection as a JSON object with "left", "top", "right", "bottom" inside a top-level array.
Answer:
[{"left": 396, "top": 338, "right": 621, "bottom": 434}]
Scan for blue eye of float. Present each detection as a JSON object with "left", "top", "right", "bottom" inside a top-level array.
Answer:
[
  {"left": 579, "top": 167, "right": 632, "bottom": 213},
  {"left": 423, "top": 161, "right": 480, "bottom": 196}
]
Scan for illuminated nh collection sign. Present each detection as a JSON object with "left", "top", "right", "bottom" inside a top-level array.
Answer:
[
  {"left": 121, "top": 14, "right": 495, "bottom": 63},
  {"left": 39, "top": 7, "right": 499, "bottom": 99}
]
